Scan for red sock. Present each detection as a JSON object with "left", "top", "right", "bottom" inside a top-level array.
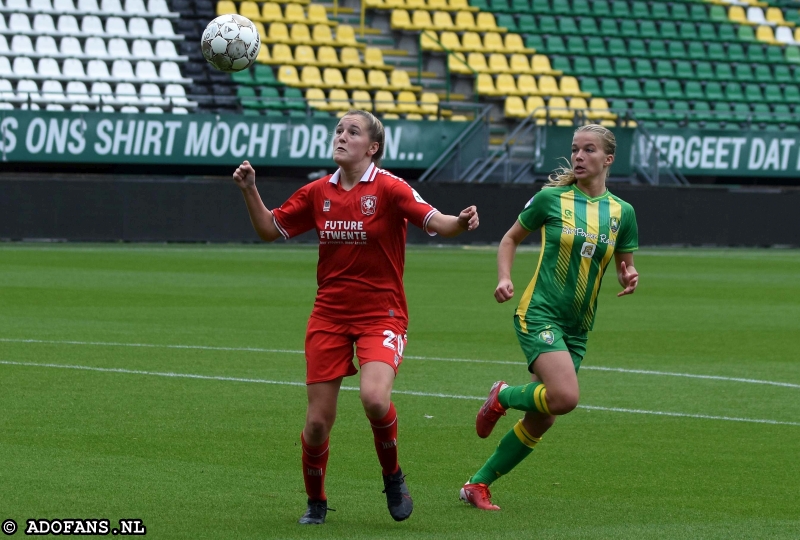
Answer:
[
  {"left": 301, "top": 432, "right": 329, "bottom": 502},
  {"left": 368, "top": 402, "right": 399, "bottom": 475}
]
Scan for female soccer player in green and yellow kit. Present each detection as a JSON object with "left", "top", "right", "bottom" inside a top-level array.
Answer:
[{"left": 460, "top": 124, "right": 640, "bottom": 510}]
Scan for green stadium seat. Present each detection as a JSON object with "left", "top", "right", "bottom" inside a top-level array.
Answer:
[
  {"left": 629, "top": 39, "right": 647, "bottom": 59},
  {"left": 591, "top": 0, "right": 610, "bottom": 17},
  {"left": 496, "top": 14, "right": 518, "bottom": 32},
  {"left": 312, "top": 110, "right": 331, "bottom": 118},
  {"left": 725, "top": 82, "right": 745, "bottom": 102},
  {"left": 237, "top": 86, "right": 264, "bottom": 109},
  {"left": 690, "top": 4, "right": 708, "bottom": 21},
  {"left": 694, "top": 101, "right": 714, "bottom": 122},
  {"left": 551, "top": 0, "right": 570, "bottom": 15},
  {"left": 671, "top": 3, "right": 690, "bottom": 21},
  {"left": 572, "top": 0, "right": 591, "bottom": 16},
  {"left": 552, "top": 56, "right": 571, "bottom": 73},
  {"left": 531, "top": 0, "right": 549, "bottom": 13},
  {"left": 260, "top": 86, "right": 283, "bottom": 109},
  {"left": 640, "top": 20, "right": 658, "bottom": 39},
  {"left": 688, "top": 42, "right": 706, "bottom": 60},
  {"left": 622, "top": 78, "right": 643, "bottom": 98},
  {"left": 675, "top": 60, "right": 695, "bottom": 80},
  {"left": 607, "top": 38, "right": 628, "bottom": 57},
  {"left": 698, "top": 23, "right": 718, "bottom": 42},
  {"left": 614, "top": 58, "right": 634, "bottom": 77},
  {"left": 510, "top": 0, "right": 531, "bottom": 12},
  {"left": 786, "top": 46, "right": 800, "bottom": 64},
  {"left": 763, "top": 84, "right": 783, "bottom": 103},
  {"left": 630, "top": 99, "right": 653, "bottom": 121},
  {"left": 738, "top": 26, "right": 756, "bottom": 42},
  {"left": 648, "top": 40, "right": 668, "bottom": 59},
  {"left": 573, "top": 56, "right": 593, "bottom": 76},
  {"left": 651, "top": 2, "right": 668, "bottom": 21},
  {"left": 734, "top": 64, "right": 754, "bottom": 82},
  {"left": 608, "top": 98, "right": 630, "bottom": 115},
  {"left": 684, "top": 81, "right": 704, "bottom": 101},
  {"left": 232, "top": 69, "right": 255, "bottom": 85},
  {"left": 611, "top": 0, "right": 630, "bottom": 18},
  {"left": 774, "top": 65, "right": 792, "bottom": 83},
  {"left": 714, "top": 63, "right": 734, "bottom": 82},
  {"left": 587, "top": 36, "right": 607, "bottom": 55},
  {"left": 766, "top": 47, "right": 786, "bottom": 66},
  {"left": 773, "top": 104, "right": 793, "bottom": 124},
  {"left": 287, "top": 109, "right": 307, "bottom": 118},
  {"left": 668, "top": 41, "right": 687, "bottom": 59},
  {"left": 709, "top": 5, "right": 727, "bottom": 24},
  {"left": 695, "top": 62, "right": 713, "bottom": 81},
  {"left": 680, "top": 23, "right": 698, "bottom": 41},
  {"left": 727, "top": 44, "right": 746, "bottom": 63},
  {"left": 578, "top": 17, "right": 599, "bottom": 35},
  {"left": 620, "top": 20, "right": 639, "bottom": 38},
  {"left": 731, "top": 102, "right": 752, "bottom": 125},
  {"left": 282, "top": 87, "right": 306, "bottom": 110},
  {"left": 783, "top": 84, "right": 800, "bottom": 102},
  {"left": 567, "top": 36, "right": 586, "bottom": 55},
  {"left": 631, "top": 1, "right": 650, "bottom": 20},
  {"left": 655, "top": 60, "right": 675, "bottom": 78},
  {"left": 671, "top": 100, "right": 691, "bottom": 123},
  {"left": 644, "top": 79, "right": 664, "bottom": 99},
  {"left": 705, "top": 82, "right": 724, "bottom": 102},
  {"left": 707, "top": 43, "right": 726, "bottom": 62},
  {"left": 471, "top": 0, "right": 489, "bottom": 10},
  {"left": 594, "top": 57, "right": 614, "bottom": 77},
  {"left": 600, "top": 19, "right": 619, "bottom": 36},
  {"left": 254, "top": 65, "right": 279, "bottom": 86},
  {"left": 601, "top": 78, "right": 624, "bottom": 98},
  {"left": 558, "top": 17, "right": 579, "bottom": 34},
  {"left": 747, "top": 44, "right": 767, "bottom": 64},
  {"left": 538, "top": 16, "right": 558, "bottom": 34},
  {"left": 745, "top": 83, "right": 765, "bottom": 102},
  {"left": 755, "top": 65, "right": 773, "bottom": 84},
  {"left": 545, "top": 36, "right": 566, "bottom": 54},
  {"left": 488, "top": 0, "right": 512, "bottom": 13},
  {"left": 660, "top": 21, "right": 678, "bottom": 40},
  {"left": 242, "top": 109, "right": 261, "bottom": 116},
  {"left": 264, "top": 109, "right": 284, "bottom": 117},
  {"left": 580, "top": 76, "right": 601, "bottom": 95},
  {"left": 635, "top": 59, "right": 654, "bottom": 78},
  {"left": 664, "top": 80, "right": 684, "bottom": 100},
  {"left": 525, "top": 35, "right": 544, "bottom": 51},
  {"left": 518, "top": 14, "right": 537, "bottom": 33},
  {"left": 711, "top": 101, "right": 731, "bottom": 122},
  {"left": 651, "top": 100, "right": 671, "bottom": 122}
]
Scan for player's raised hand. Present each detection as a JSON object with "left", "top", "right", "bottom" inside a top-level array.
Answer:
[
  {"left": 617, "top": 261, "right": 639, "bottom": 297},
  {"left": 232, "top": 160, "right": 256, "bottom": 190},
  {"left": 494, "top": 278, "right": 514, "bottom": 303},
  {"left": 457, "top": 206, "right": 479, "bottom": 231}
]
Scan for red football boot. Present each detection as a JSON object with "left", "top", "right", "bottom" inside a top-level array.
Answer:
[
  {"left": 475, "top": 381, "right": 508, "bottom": 438},
  {"left": 459, "top": 482, "right": 500, "bottom": 511}
]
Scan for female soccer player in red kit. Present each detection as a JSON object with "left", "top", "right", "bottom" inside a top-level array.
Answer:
[{"left": 232, "top": 110, "right": 479, "bottom": 525}]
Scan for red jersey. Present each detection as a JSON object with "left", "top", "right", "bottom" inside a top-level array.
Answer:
[{"left": 271, "top": 163, "right": 439, "bottom": 325}]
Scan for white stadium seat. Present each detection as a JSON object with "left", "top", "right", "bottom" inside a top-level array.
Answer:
[
  {"left": 164, "top": 83, "right": 195, "bottom": 107},
  {"left": 62, "top": 58, "right": 86, "bottom": 78},
  {"left": 33, "top": 14, "right": 56, "bottom": 33},
  {"left": 53, "top": 0, "right": 76, "bottom": 12},
  {"left": 31, "top": 0, "right": 55, "bottom": 12},
  {"left": 151, "top": 18, "right": 173, "bottom": 37},
  {"left": 0, "top": 57, "right": 11, "bottom": 76},
  {"left": 158, "top": 60, "right": 183, "bottom": 81},
  {"left": 111, "top": 58, "right": 135, "bottom": 79},
  {"left": 144, "top": 106, "right": 164, "bottom": 113},
  {"left": 17, "top": 79, "right": 41, "bottom": 103},
  {"left": 0, "top": 79, "right": 16, "bottom": 101},
  {"left": 147, "top": 0, "right": 169, "bottom": 15},
  {"left": 747, "top": 7, "right": 766, "bottom": 25},
  {"left": 128, "top": 17, "right": 150, "bottom": 36},
  {"left": 90, "top": 81, "right": 113, "bottom": 104},
  {"left": 99, "top": 104, "right": 114, "bottom": 111},
  {"left": 35, "top": 35, "right": 59, "bottom": 55},
  {"left": 154, "top": 39, "right": 177, "bottom": 58},
  {"left": 66, "top": 80, "right": 91, "bottom": 102},
  {"left": 9, "top": 14, "right": 32, "bottom": 33},
  {"left": 120, "top": 106, "right": 140, "bottom": 112},
  {"left": 41, "top": 79, "right": 67, "bottom": 102},
  {"left": 11, "top": 35, "right": 35, "bottom": 54},
  {"left": 141, "top": 82, "right": 167, "bottom": 105},
  {"left": 57, "top": 15, "right": 79, "bottom": 34},
  {"left": 131, "top": 38, "right": 153, "bottom": 57},
  {"left": 104, "top": 16, "right": 127, "bottom": 35},
  {"left": 0, "top": 14, "right": 7, "bottom": 32},
  {"left": 83, "top": 36, "right": 107, "bottom": 56},
  {"left": 77, "top": 0, "right": 98, "bottom": 11},
  {"left": 108, "top": 37, "right": 131, "bottom": 57},
  {"left": 0, "top": 103, "right": 15, "bottom": 110},
  {"left": 12, "top": 56, "right": 36, "bottom": 77},
  {"left": 46, "top": 103, "right": 65, "bottom": 110},
  {"left": 115, "top": 82, "right": 138, "bottom": 104},
  {"left": 87, "top": 59, "right": 110, "bottom": 79},
  {"left": 776, "top": 26, "right": 795, "bottom": 44},
  {"left": 0, "top": 35, "right": 8, "bottom": 52},
  {"left": 124, "top": 0, "right": 147, "bottom": 15},
  {"left": 37, "top": 57, "right": 62, "bottom": 77},
  {"left": 70, "top": 104, "right": 91, "bottom": 111},
  {"left": 7, "top": 0, "right": 29, "bottom": 11},
  {"left": 135, "top": 59, "right": 157, "bottom": 80},
  {"left": 101, "top": 0, "right": 122, "bottom": 13},
  {"left": 171, "top": 106, "right": 188, "bottom": 114},
  {"left": 83, "top": 15, "right": 106, "bottom": 35},
  {"left": 59, "top": 35, "right": 83, "bottom": 55}
]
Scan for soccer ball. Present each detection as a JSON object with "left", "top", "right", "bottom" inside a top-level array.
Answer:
[{"left": 201, "top": 14, "right": 261, "bottom": 73}]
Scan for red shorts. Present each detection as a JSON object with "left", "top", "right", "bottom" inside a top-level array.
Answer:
[{"left": 304, "top": 316, "right": 408, "bottom": 384}]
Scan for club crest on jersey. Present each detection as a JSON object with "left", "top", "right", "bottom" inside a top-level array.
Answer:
[
  {"left": 610, "top": 216, "right": 620, "bottom": 233},
  {"left": 323, "top": 200, "right": 331, "bottom": 212},
  {"left": 361, "top": 195, "right": 377, "bottom": 215},
  {"left": 539, "top": 330, "right": 555, "bottom": 345}
]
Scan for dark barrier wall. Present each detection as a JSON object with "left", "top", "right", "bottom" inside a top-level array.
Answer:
[{"left": 1, "top": 177, "right": 798, "bottom": 246}]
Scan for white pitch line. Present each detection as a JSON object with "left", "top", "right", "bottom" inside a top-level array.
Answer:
[
  {"left": 1, "top": 359, "right": 798, "bottom": 427},
  {"left": 2, "top": 338, "right": 799, "bottom": 390}
]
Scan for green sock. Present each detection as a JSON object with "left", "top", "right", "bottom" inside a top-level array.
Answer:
[
  {"left": 469, "top": 421, "right": 542, "bottom": 486},
  {"left": 498, "top": 383, "right": 551, "bottom": 414}
]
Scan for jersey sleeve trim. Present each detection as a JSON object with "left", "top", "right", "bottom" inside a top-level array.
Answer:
[
  {"left": 422, "top": 209, "right": 439, "bottom": 236},
  {"left": 615, "top": 246, "right": 638, "bottom": 253},
  {"left": 517, "top": 216, "right": 533, "bottom": 232},
  {"left": 272, "top": 214, "right": 290, "bottom": 239}
]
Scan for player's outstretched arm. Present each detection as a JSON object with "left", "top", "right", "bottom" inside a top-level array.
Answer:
[
  {"left": 495, "top": 221, "right": 530, "bottom": 303},
  {"left": 426, "top": 206, "right": 479, "bottom": 238},
  {"left": 233, "top": 160, "right": 282, "bottom": 242},
  {"left": 615, "top": 252, "right": 639, "bottom": 297}
]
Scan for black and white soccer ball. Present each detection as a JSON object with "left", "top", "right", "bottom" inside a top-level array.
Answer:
[{"left": 201, "top": 14, "right": 261, "bottom": 73}]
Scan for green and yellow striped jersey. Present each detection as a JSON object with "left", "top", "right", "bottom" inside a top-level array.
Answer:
[{"left": 515, "top": 184, "right": 638, "bottom": 333}]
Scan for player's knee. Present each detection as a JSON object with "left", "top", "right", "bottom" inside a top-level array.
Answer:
[
  {"left": 359, "top": 391, "right": 390, "bottom": 419},
  {"left": 305, "top": 414, "right": 334, "bottom": 441},
  {"left": 546, "top": 389, "right": 579, "bottom": 415}
]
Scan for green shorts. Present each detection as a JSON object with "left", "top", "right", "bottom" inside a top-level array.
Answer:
[{"left": 514, "top": 315, "right": 588, "bottom": 373}]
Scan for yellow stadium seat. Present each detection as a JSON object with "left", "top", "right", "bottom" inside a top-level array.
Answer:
[
  {"left": 411, "top": 10, "right": 434, "bottom": 30},
  {"left": 336, "top": 25, "right": 362, "bottom": 47},
  {"left": 495, "top": 73, "right": 520, "bottom": 95},
  {"left": 406, "top": 0, "right": 425, "bottom": 9},
  {"left": 560, "top": 76, "right": 590, "bottom": 97},
  {"left": 239, "top": 1, "right": 260, "bottom": 20},
  {"left": 476, "top": 73, "right": 498, "bottom": 95},
  {"left": 396, "top": 90, "right": 422, "bottom": 113},
  {"left": 421, "top": 31, "right": 442, "bottom": 51},
  {"left": 339, "top": 47, "right": 361, "bottom": 66},
  {"left": 391, "top": 10, "right": 413, "bottom": 30},
  {"left": 306, "top": 87, "right": 328, "bottom": 110},
  {"left": 568, "top": 97, "right": 588, "bottom": 114},
  {"left": 448, "top": 0, "right": 477, "bottom": 11},
  {"left": 476, "top": 12, "right": 505, "bottom": 32},
  {"left": 767, "top": 7, "right": 794, "bottom": 26},
  {"left": 290, "top": 23, "right": 312, "bottom": 44},
  {"left": 756, "top": 25, "right": 780, "bottom": 44},
  {"left": 256, "top": 45, "right": 270, "bottom": 63},
  {"left": 277, "top": 64, "right": 300, "bottom": 85},
  {"left": 432, "top": 10, "right": 454, "bottom": 30},
  {"left": 516, "top": 74, "right": 538, "bottom": 94},
  {"left": 317, "top": 46, "right": 340, "bottom": 66},
  {"left": 504, "top": 96, "right": 527, "bottom": 118},
  {"left": 450, "top": 114, "right": 469, "bottom": 121},
  {"left": 729, "top": 6, "right": 756, "bottom": 25},
  {"left": 267, "top": 22, "right": 289, "bottom": 42},
  {"left": 461, "top": 32, "right": 483, "bottom": 51},
  {"left": 323, "top": 67, "right": 345, "bottom": 87},
  {"left": 216, "top": 0, "right": 236, "bottom": 16},
  {"left": 525, "top": 96, "right": 546, "bottom": 117},
  {"left": 294, "top": 45, "right": 316, "bottom": 65},
  {"left": 260, "top": 2, "right": 283, "bottom": 22},
  {"left": 487, "top": 53, "right": 509, "bottom": 73},
  {"left": 364, "top": 0, "right": 384, "bottom": 7},
  {"left": 548, "top": 96, "right": 572, "bottom": 119},
  {"left": 352, "top": 89, "right": 373, "bottom": 111},
  {"left": 420, "top": 91, "right": 439, "bottom": 115},
  {"left": 405, "top": 113, "right": 424, "bottom": 120},
  {"left": 531, "top": 55, "right": 562, "bottom": 75},
  {"left": 384, "top": 0, "right": 404, "bottom": 7},
  {"left": 300, "top": 65, "right": 324, "bottom": 87},
  {"left": 374, "top": 90, "right": 397, "bottom": 113},
  {"left": 368, "top": 69, "right": 389, "bottom": 88},
  {"left": 467, "top": 52, "right": 489, "bottom": 73},
  {"left": 439, "top": 31, "right": 462, "bottom": 51},
  {"left": 509, "top": 53, "right": 531, "bottom": 74},
  {"left": 537, "top": 75, "right": 560, "bottom": 96},
  {"left": 308, "top": 4, "right": 335, "bottom": 26},
  {"left": 482, "top": 32, "right": 505, "bottom": 53},
  {"left": 345, "top": 67, "right": 369, "bottom": 89},
  {"left": 364, "top": 47, "right": 386, "bottom": 68},
  {"left": 588, "top": 97, "right": 616, "bottom": 120},
  {"left": 428, "top": 0, "right": 447, "bottom": 10},
  {"left": 454, "top": 11, "right": 476, "bottom": 31},
  {"left": 448, "top": 52, "right": 471, "bottom": 74},
  {"left": 284, "top": 3, "right": 307, "bottom": 23},
  {"left": 504, "top": 33, "right": 534, "bottom": 53},
  {"left": 313, "top": 24, "right": 335, "bottom": 44},
  {"left": 254, "top": 22, "right": 267, "bottom": 40},
  {"left": 327, "top": 89, "right": 351, "bottom": 111},
  {"left": 270, "top": 43, "right": 294, "bottom": 64},
  {"left": 382, "top": 113, "right": 401, "bottom": 119},
  {"left": 390, "top": 69, "right": 421, "bottom": 91}
]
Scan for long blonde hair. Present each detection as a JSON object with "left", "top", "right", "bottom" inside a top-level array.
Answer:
[{"left": 545, "top": 124, "right": 617, "bottom": 187}]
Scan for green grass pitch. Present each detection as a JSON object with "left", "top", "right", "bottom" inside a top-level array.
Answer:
[{"left": 1, "top": 244, "right": 799, "bottom": 539}]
